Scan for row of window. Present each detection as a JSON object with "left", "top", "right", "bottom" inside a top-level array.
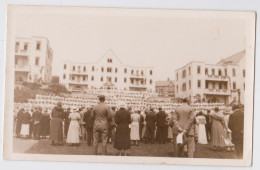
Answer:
[
  {"left": 63, "top": 74, "right": 153, "bottom": 84},
  {"left": 176, "top": 80, "right": 239, "bottom": 93},
  {"left": 64, "top": 64, "right": 153, "bottom": 75},
  {"left": 15, "top": 41, "right": 41, "bottom": 51},
  {"left": 177, "top": 66, "right": 245, "bottom": 80}
]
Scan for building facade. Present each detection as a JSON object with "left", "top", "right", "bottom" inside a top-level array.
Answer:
[
  {"left": 60, "top": 49, "right": 155, "bottom": 92},
  {"left": 155, "top": 80, "right": 175, "bottom": 97},
  {"left": 175, "top": 50, "right": 245, "bottom": 105},
  {"left": 15, "top": 36, "right": 53, "bottom": 83}
]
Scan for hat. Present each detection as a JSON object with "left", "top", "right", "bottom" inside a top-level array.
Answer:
[
  {"left": 98, "top": 95, "right": 105, "bottom": 101},
  {"left": 118, "top": 101, "right": 127, "bottom": 109}
]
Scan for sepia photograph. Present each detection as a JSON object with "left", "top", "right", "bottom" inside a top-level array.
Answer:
[{"left": 3, "top": 5, "right": 256, "bottom": 166}]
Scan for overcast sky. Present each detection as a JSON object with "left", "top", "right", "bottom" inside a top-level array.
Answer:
[{"left": 14, "top": 7, "right": 246, "bottom": 81}]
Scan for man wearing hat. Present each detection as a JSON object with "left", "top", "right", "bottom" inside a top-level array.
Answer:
[
  {"left": 155, "top": 107, "right": 167, "bottom": 144},
  {"left": 91, "top": 95, "right": 112, "bottom": 155}
]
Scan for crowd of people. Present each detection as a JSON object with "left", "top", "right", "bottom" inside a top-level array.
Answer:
[{"left": 14, "top": 92, "right": 244, "bottom": 158}]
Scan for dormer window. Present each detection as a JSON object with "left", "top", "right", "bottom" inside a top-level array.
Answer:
[{"left": 107, "top": 58, "right": 112, "bottom": 63}]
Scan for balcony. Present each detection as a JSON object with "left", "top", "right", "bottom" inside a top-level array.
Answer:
[
  {"left": 204, "top": 88, "right": 230, "bottom": 95},
  {"left": 69, "top": 79, "right": 88, "bottom": 85},
  {"left": 130, "top": 73, "right": 145, "bottom": 79},
  {"left": 15, "top": 49, "right": 29, "bottom": 55},
  {"left": 70, "top": 70, "right": 88, "bottom": 75},
  {"left": 206, "top": 75, "right": 229, "bottom": 81},
  {"left": 129, "top": 83, "right": 147, "bottom": 89},
  {"left": 15, "top": 65, "right": 30, "bottom": 72}
]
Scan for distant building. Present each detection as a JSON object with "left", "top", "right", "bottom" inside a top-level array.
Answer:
[
  {"left": 155, "top": 80, "right": 175, "bottom": 97},
  {"left": 15, "top": 36, "right": 53, "bottom": 83},
  {"left": 175, "top": 50, "right": 245, "bottom": 105},
  {"left": 60, "top": 49, "right": 155, "bottom": 92}
]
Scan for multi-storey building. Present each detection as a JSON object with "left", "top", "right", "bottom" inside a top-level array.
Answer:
[
  {"left": 175, "top": 50, "right": 245, "bottom": 105},
  {"left": 15, "top": 36, "right": 53, "bottom": 83},
  {"left": 155, "top": 80, "right": 175, "bottom": 97},
  {"left": 60, "top": 49, "right": 155, "bottom": 92}
]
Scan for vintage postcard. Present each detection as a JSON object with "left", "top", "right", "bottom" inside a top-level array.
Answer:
[{"left": 3, "top": 5, "right": 256, "bottom": 166}]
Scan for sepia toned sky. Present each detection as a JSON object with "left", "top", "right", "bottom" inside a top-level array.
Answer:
[{"left": 14, "top": 7, "right": 246, "bottom": 81}]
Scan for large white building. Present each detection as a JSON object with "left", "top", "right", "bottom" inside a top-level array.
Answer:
[
  {"left": 175, "top": 50, "right": 246, "bottom": 105},
  {"left": 60, "top": 49, "right": 155, "bottom": 92},
  {"left": 15, "top": 36, "right": 53, "bottom": 83}
]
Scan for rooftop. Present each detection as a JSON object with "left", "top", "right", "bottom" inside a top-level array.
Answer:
[{"left": 217, "top": 50, "right": 245, "bottom": 65}]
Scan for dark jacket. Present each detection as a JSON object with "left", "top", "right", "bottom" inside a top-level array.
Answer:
[
  {"left": 22, "top": 112, "right": 32, "bottom": 124},
  {"left": 83, "top": 109, "right": 94, "bottom": 128},
  {"left": 51, "top": 106, "right": 64, "bottom": 119},
  {"left": 145, "top": 111, "right": 156, "bottom": 128},
  {"left": 156, "top": 111, "right": 167, "bottom": 127},
  {"left": 229, "top": 109, "right": 244, "bottom": 140},
  {"left": 32, "top": 109, "right": 42, "bottom": 123}
]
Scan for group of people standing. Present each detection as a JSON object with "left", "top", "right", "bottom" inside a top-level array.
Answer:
[{"left": 15, "top": 95, "right": 244, "bottom": 159}]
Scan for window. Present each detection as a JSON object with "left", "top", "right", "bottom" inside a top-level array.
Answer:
[
  {"left": 78, "top": 66, "right": 81, "bottom": 72},
  {"left": 15, "top": 42, "right": 19, "bottom": 51},
  {"left": 176, "top": 73, "right": 178, "bottom": 81},
  {"left": 182, "top": 83, "right": 186, "bottom": 91},
  {"left": 92, "top": 66, "right": 95, "bottom": 71},
  {"left": 73, "top": 66, "right": 75, "bottom": 71},
  {"left": 107, "top": 58, "right": 112, "bottom": 63},
  {"left": 24, "top": 43, "right": 28, "bottom": 50},
  {"left": 83, "top": 76, "right": 86, "bottom": 81},
  {"left": 232, "top": 68, "right": 236, "bottom": 77},
  {"left": 225, "top": 69, "right": 227, "bottom": 76},
  {"left": 150, "top": 70, "right": 153, "bottom": 75},
  {"left": 84, "top": 66, "right": 86, "bottom": 72},
  {"left": 72, "top": 76, "right": 75, "bottom": 81},
  {"left": 189, "top": 67, "right": 191, "bottom": 75},
  {"left": 101, "top": 67, "right": 104, "bottom": 72},
  {"left": 115, "top": 68, "right": 118, "bottom": 73},
  {"left": 243, "top": 70, "right": 246, "bottom": 77},
  {"left": 131, "top": 70, "right": 134, "bottom": 74},
  {"left": 219, "top": 83, "right": 222, "bottom": 89},
  {"left": 206, "top": 82, "right": 208, "bottom": 89},
  {"left": 35, "top": 57, "right": 40, "bottom": 66},
  {"left": 141, "top": 70, "right": 144, "bottom": 75},
  {"left": 107, "top": 67, "right": 112, "bottom": 73},
  {"left": 124, "top": 68, "right": 127, "bottom": 73},
  {"left": 205, "top": 68, "right": 208, "bottom": 75},
  {"left": 182, "top": 70, "right": 186, "bottom": 78},
  {"left": 233, "top": 82, "right": 236, "bottom": 89},
  {"left": 218, "top": 69, "right": 222, "bottom": 76},
  {"left": 131, "top": 79, "right": 134, "bottom": 84},
  {"left": 198, "top": 80, "right": 201, "bottom": 88},
  {"left": 212, "top": 69, "right": 215, "bottom": 75},
  {"left": 36, "top": 42, "right": 41, "bottom": 50},
  {"left": 197, "top": 66, "right": 201, "bottom": 74},
  {"left": 63, "top": 74, "right": 66, "bottom": 79},
  {"left": 124, "top": 78, "right": 127, "bottom": 83},
  {"left": 91, "top": 76, "right": 94, "bottom": 81},
  {"left": 150, "top": 79, "right": 153, "bottom": 84},
  {"left": 64, "top": 64, "right": 67, "bottom": 70},
  {"left": 115, "top": 77, "right": 117, "bottom": 82},
  {"left": 189, "top": 80, "right": 191, "bottom": 89},
  {"left": 101, "top": 77, "right": 103, "bottom": 82}
]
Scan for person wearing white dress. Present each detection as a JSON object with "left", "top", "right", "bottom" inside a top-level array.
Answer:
[
  {"left": 130, "top": 110, "right": 140, "bottom": 146},
  {"left": 66, "top": 107, "right": 81, "bottom": 146},
  {"left": 196, "top": 113, "right": 208, "bottom": 144}
]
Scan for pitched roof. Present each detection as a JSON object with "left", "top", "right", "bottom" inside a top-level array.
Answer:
[
  {"left": 155, "top": 80, "right": 174, "bottom": 87},
  {"left": 217, "top": 50, "right": 245, "bottom": 65}
]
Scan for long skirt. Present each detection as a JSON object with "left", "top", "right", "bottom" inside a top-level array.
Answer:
[
  {"left": 20, "top": 124, "right": 30, "bottom": 136},
  {"left": 66, "top": 121, "right": 80, "bottom": 144},
  {"left": 168, "top": 126, "right": 173, "bottom": 139},
  {"left": 50, "top": 118, "right": 63, "bottom": 142},
  {"left": 197, "top": 124, "right": 208, "bottom": 144},
  {"left": 114, "top": 125, "right": 131, "bottom": 150},
  {"left": 130, "top": 122, "right": 140, "bottom": 140},
  {"left": 39, "top": 117, "right": 50, "bottom": 136},
  {"left": 211, "top": 120, "right": 226, "bottom": 147}
]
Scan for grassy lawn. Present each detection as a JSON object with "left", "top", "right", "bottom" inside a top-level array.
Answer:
[{"left": 13, "top": 138, "right": 237, "bottom": 159}]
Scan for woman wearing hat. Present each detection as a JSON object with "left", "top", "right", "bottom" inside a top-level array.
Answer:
[
  {"left": 114, "top": 101, "right": 131, "bottom": 156},
  {"left": 66, "top": 107, "right": 81, "bottom": 146}
]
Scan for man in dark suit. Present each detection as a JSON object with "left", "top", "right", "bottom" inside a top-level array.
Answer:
[
  {"left": 172, "top": 98, "right": 196, "bottom": 158},
  {"left": 145, "top": 108, "right": 156, "bottom": 144},
  {"left": 83, "top": 107, "right": 94, "bottom": 146},
  {"left": 32, "top": 107, "right": 42, "bottom": 140},
  {"left": 156, "top": 107, "right": 167, "bottom": 144},
  {"left": 229, "top": 105, "right": 244, "bottom": 159}
]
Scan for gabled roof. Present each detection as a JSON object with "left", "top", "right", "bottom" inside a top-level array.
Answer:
[
  {"left": 217, "top": 50, "right": 245, "bottom": 65},
  {"left": 96, "top": 49, "right": 124, "bottom": 65},
  {"left": 155, "top": 80, "right": 174, "bottom": 87}
]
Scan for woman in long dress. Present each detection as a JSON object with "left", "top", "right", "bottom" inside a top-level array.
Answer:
[
  {"left": 20, "top": 109, "right": 31, "bottom": 139},
  {"left": 210, "top": 107, "right": 228, "bottom": 150},
  {"left": 114, "top": 101, "right": 131, "bottom": 156},
  {"left": 130, "top": 110, "right": 140, "bottom": 146},
  {"left": 50, "top": 102, "right": 64, "bottom": 145},
  {"left": 196, "top": 113, "right": 208, "bottom": 144},
  {"left": 66, "top": 108, "right": 81, "bottom": 146},
  {"left": 39, "top": 109, "right": 51, "bottom": 139}
]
